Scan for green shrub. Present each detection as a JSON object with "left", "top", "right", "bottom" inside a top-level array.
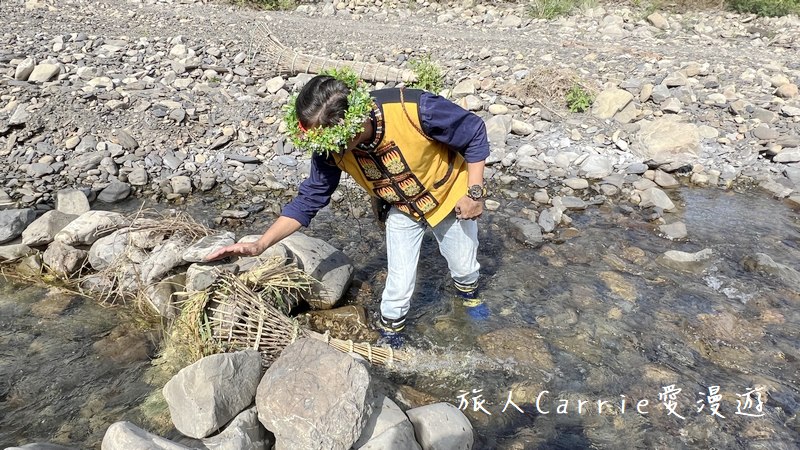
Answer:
[
  {"left": 726, "top": 0, "right": 799, "bottom": 17},
  {"left": 409, "top": 55, "right": 444, "bottom": 93},
  {"left": 565, "top": 84, "right": 593, "bottom": 113},
  {"left": 231, "top": 0, "right": 297, "bottom": 10},
  {"left": 527, "top": 0, "right": 596, "bottom": 19}
]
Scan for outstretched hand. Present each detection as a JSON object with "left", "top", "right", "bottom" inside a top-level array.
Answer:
[
  {"left": 205, "top": 242, "right": 264, "bottom": 262},
  {"left": 454, "top": 195, "right": 483, "bottom": 220}
]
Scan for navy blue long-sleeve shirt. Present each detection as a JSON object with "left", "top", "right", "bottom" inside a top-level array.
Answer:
[{"left": 282, "top": 91, "right": 490, "bottom": 227}]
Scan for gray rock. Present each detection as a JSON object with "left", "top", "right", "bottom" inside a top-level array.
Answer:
[
  {"left": 7, "top": 444, "right": 76, "bottom": 450},
  {"left": 185, "top": 263, "right": 237, "bottom": 292},
  {"left": 113, "top": 129, "right": 139, "bottom": 150},
  {"left": 235, "top": 237, "right": 290, "bottom": 272},
  {"left": 43, "top": 240, "right": 87, "bottom": 278},
  {"left": 484, "top": 115, "right": 512, "bottom": 147},
  {"left": 141, "top": 233, "right": 192, "bottom": 284},
  {"left": 55, "top": 189, "right": 90, "bottom": 215},
  {"left": 14, "top": 57, "right": 36, "bottom": 81},
  {"left": 266, "top": 76, "right": 285, "bottom": 94},
  {"left": 742, "top": 253, "right": 800, "bottom": 290},
  {"left": 171, "top": 176, "right": 193, "bottom": 195},
  {"left": 0, "top": 209, "right": 36, "bottom": 244},
  {"left": 775, "top": 149, "right": 800, "bottom": 163},
  {"left": 650, "top": 84, "right": 671, "bottom": 103},
  {"left": 537, "top": 208, "right": 556, "bottom": 233},
  {"left": 88, "top": 230, "right": 129, "bottom": 270},
  {"left": 639, "top": 187, "right": 675, "bottom": 211},
  {"left": 27, "top": 163, "right": 53, "bottom": 177},
  {"left": 21, "top": 210, "right": 76, "bottom": 247},
  {"left": 580, "top": 154, "right": 613, "bottom": 179},
  {"left": 406, "top": 402, "right": 473, "bottom": 450},
  {"left": 509, "top": 218, "right": 543, "bottom": 247},
  {"left": 80, "top": 273, "right": 115, "bottom": 295},
  {"left": 564, "top": 178, "right": 589, "bottom": 190},
  {"left": 660, "top": 248, "right": 713, "bottom": 272},
  {"left": 145, "top": 273, "right": 185, "bottom": 319},
  {"left": 200, "top": 407, "right": 271, "bottom": 450},
  {"left": 647, "top": 12, "right": 668, "bottom": 29},
  {"left": 183, "top": 233, "right": 236, "bottom": 263},
  {"left": 753, "top": 125, "right": 779, "bottom": 140},
  {"left": 101, "top": 421, "right": 191, "bottom": 450},
  {"left": 354, "top": 396, "right": 421, "bottom": 450},
  {"left": 625, "top": 163, "right": 649, "bottom": 174},
  {"left": 9, "top": 103, "right": 30, "bottom": 125},
  {"left": 500, "top": 14, "right": 522, "bottom": 28},
  {"left": 0, "top": 243, "right": 36, "bottom": 262},
  {"left": 591, "top": 88, "right": 633, "bottom": 119},
  {"left": 164, "top": 350, "right": 262, "bottom": 439},
  {"left": 97, "top": 182, "right": 131, "bottom": 203},
  {"left": 658, "top": 221, "right": 687, "bottom": 240},
  {"left": 654, "top": 170, "right": 680, "bottom": 188},
  {"left": 256, "top": 338, "right": 372, "bottom": 450},
  {"left": 28, "top": 63, "right": 60, "bottom": 82},
  {"left": 128, "top": 167, "right": 149, "bottom": 186},
  {"left": 662, "top": 71, "right": 688, "bottom": 87},
  {"left": 451, "top": 79, "right": 476, "bottom": 98},
  {"left": 68, "top": 151, "right": 105, "bottom": 171},
  {"left": 561, "top": 196, "right": 587, "bottom": 211},
  {"left": 54, "top": 211, "right": 126, "bottom": 246},
  {"left": 510, "top": 119, "right": 534, "bottom": 136},
  {"left": 635, "top": 118, "right": 700, "bottom": 163},
  {"left": 281, "top": 232, "right": 354, "bottom": 309}
]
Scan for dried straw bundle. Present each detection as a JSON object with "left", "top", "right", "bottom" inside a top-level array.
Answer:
[{"left": 251, "top": 23, "right": 417, "bottom": 84}]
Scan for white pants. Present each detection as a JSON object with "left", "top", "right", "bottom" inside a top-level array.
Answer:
[{"left": 381, "top": 207, "right": 480, "bottom": 320}]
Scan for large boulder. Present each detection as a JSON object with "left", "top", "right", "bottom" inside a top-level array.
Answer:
[
  {"left": 354, "top": 396, "right": 421, "bottom": 450},
  {"left": 183, "top": 232, "right": 236, "bottom": 263},
  {"left": 101, "top": 421, "right": 191, "bottom": 450},
  {"left": 43, "top": 241, "right": 88, "bottom": 278},
  {"left": 200, "top": 407, "right": 272, "bottom": 450},
  {"left": 280, "top": 233, "right": 354, "bottom": 309},
  {"left": 163, "top": 350, "right": 262, "bottom": 439},
  {"left": 22, "top": 210, "right": 77, "bottom": 247},
  {"left": 256, "top": 338, "right": 373, "bottom": 450},
  {"left": 54, "top": 211, "right": 126, "bottom": 246},
  {"left": 0, "top": 209, "right": 36, "bottom": 244},
  {"left": 140, "top": 233, "right": 192, "bottom": 284},
  {"left": 406, "top": 402, "right": 473, "bottom": 450}
]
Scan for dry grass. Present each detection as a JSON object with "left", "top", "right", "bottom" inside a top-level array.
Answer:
[{"left": 509, "top": 66, "right": 599, "bottom": 116}]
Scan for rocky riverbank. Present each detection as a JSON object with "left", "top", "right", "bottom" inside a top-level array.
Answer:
[{"left": 2, "top": 0, "right": 800, "bottom": 449}]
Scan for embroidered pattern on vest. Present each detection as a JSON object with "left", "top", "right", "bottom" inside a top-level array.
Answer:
[{"left": 352, "top": 141, "right": 440, "bottom": 218}]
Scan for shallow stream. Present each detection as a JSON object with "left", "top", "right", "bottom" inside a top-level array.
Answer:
[{"left": 1, "top": 186, "right": 798, "bottom": 449}]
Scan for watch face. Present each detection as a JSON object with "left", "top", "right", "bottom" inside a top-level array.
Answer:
[{"left": 469, "top": 185, "right": 483, "bottom": 199}]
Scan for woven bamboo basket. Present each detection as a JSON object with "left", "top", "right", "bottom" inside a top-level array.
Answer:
[
  {"left": 252, "top": 23, "right": 417, "bottom": 84},
  {"left": 202, "top": 263, "right": 406, "bottom": 367}
]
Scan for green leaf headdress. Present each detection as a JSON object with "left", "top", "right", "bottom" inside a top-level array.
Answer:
[{"left": 284, "top": 68, "right": 373, "bottom": 157}]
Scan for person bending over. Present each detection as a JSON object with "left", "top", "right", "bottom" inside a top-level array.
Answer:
[{"left": 207, "top": 70, "right": 490, "bottom": 341}]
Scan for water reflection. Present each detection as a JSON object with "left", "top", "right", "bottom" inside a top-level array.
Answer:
[
  {"left": 0, "top": 283, "right": 157, "bottom": 448},
  {"left": 314, "top": 188, "right": 800, "bottom": 449}
]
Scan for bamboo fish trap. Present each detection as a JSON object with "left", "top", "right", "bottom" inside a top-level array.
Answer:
[
  {"left": 183, "top": 259, "right": 406, "bottom": 368},
  {"left": 251, "top": 22, "right": 418, "bottom": 84}
]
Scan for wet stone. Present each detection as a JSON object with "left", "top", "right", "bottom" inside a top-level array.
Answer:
[
  {"left": 182, "top": 232, "right": 235, "bottom": 263},
  {"left": 658, "top": 221, "right": 688, "bottom": 240},
  {"left": 97, "top": 182, "right": 131, "bottom": 203},
  {"left": 477, "top": 327, "right": 554, "bottom": 369},
  {"left": 0, "top": 209, "right": 36, "bottom": 244},
  {"left": 508, "top": 217, "right": 543, "bottom": 247}
]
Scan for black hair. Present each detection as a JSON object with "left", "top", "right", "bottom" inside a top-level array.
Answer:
[{"left": 295, "top": 75, "right": 350, "bottom": 129}]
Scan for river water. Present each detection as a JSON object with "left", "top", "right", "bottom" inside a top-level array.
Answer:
[{"left": 1, "top": 186, "right": 798, "bottom": 449}]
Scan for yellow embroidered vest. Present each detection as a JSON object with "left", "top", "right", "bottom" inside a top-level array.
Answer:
[{"left": 336, "top": 89, "right": 468, "bottom": 227}]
